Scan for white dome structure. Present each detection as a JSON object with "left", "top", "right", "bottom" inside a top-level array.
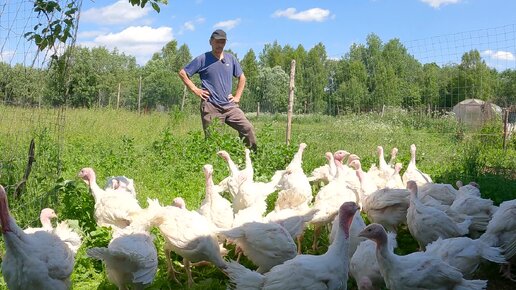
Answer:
[{"left": 452, "top": 99, "right": 502, "bottom": 128}]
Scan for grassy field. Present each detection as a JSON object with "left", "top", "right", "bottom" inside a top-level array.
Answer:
[{"left": 0, "top": 106, "right": 515, "bottom": 289}]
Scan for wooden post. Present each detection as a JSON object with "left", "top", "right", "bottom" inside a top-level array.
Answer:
[
  {"left": 138, "top": 76, "right": 142, "bottom": 115},
  {"left": 257, "top": 102, "right": 260, "bottom": 117},
  {"left": 286, "top": 59, "right": 296, "bottom": 145},
  {"left": 181, "top": 85, "right": 187, "bottom": 111},
  {"left": 503, "top": 109, "right": 509, "bottom": 150},
  {"left": 117, "top": 83, "right": 121, "bottom": 109}
]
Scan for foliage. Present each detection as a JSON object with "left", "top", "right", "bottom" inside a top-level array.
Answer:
[{"left": 24, "top": 0, "right": 79, "bottom": 58}]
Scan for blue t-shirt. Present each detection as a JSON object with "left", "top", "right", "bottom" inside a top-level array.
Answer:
[{"left": 183, "top": 52, "right": 243, "bottom": 107}]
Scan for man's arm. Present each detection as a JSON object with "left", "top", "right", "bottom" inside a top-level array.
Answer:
[
  {"left": 178, "top": 69, "right": 210, "bottom": 100},
  {"left": 231, "top": 73, "right": 246, "bottom": 103}
]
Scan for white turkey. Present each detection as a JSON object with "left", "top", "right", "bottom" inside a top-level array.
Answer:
[
  {"left": 274, "top": 143, "right": 313, "bottom": 212},
  {"left": 456, "top": 181, "right": 482, "bottom": 197},
  {"left": 387, "top": 147, "right": 398, "bottom": 167},
  {"left": 217, "top": 149, "right": 252, "bottom": 199},
  {"left": 78, "top": 167, "right": 142, "bottom": 230},
  {"left": 307, "top": 151, "right": 337, "bottom": 184},
  {"left": 425, "top": 236, "right": 506, "bottom": 277},
  {"left": 198, "top": 164, "right": 234, "bottom": 230},
  {"left": 233, "top": 169, "right": 285, "bottom": 214},
  {"left": 329, "top": 209, "right": 367, "bottom": 258},
  {"left": 219, "top": 221, "right": 297, "bottom": 273},
  {"left": 310, "top": 154, "right": 359, "bottom": 250},
  {"left": 401, "top": 144, "right": 433, "bottom": 186},
  {"left": 265, "top": 207, "right": 318, "bottom": 253},
  {"left": 105, "top": 175, "right": 137, "bottom": 197},
  {"left": 225, "top": 201, "right": 359, "bottom": 290},
  {"left": 384, "top": 163, "right": 404, "bottom": 189},
  {"left": 418, "top": 182, "right": 458, "bottom": 207},
  {"left": 0, "top": 185, "right": 74, "bottom": 290},
  {"left": 449, "top": 183, "right": 497, "bottom": 237},
  {"left": 406, "top": 180, "right": 471, "bottom": 250},
  {"left": 350, "top": 159, "right": 378, "bottom": 199},
  {"left": 23, "top": 208, "right": 57, "bottom": 234},
  {"left": 350, "top": 231, "right": 397, "bottom": 290},
  {"left": 361, "top": 186, "right": 410, "bottom": 233},
  {"left": 86, "top": 207, "right": 158, "bottom": 290},
  {"left": 367, "top": 146, "right": 395, "bottom": 188},
  {"left": 24, "top": 208, "right": 82, "bottom": 255},
  {"left": 359, "top": 223, "right": 487, "bottom": 290},
  {"left": 479, "top": 198, "right": 516, "bottom": 281},
  {"left": 147, "top": 198, "right": 226, "bottom": 286}
]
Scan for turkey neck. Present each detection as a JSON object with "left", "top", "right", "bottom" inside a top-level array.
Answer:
[
  {"left": 286, "top": 144, "right": 305, "bottom": 171},
  {"left": 88, "top": 176, "right": 104, "bottom": 203},
  {"left": 326, "top": 213, "right": 352, "bottom": 261},
  {"left": 0, "top": 187, "right": 14, "bottom": 234},
  {"left": 378, "top": 146, "right": 388, "bottom": 169},
  {"left": 374, "top": 232, "right": 394, "bottom": 280},
  {"left": 407, "top": 146, "right": 417, "bottom": 170}
]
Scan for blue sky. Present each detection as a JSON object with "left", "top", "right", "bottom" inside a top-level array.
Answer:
[{"left": 2, "top": 0, "right": 516, "bottom": 70}]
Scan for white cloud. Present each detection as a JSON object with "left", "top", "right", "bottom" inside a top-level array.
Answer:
[
  {"left": 183, "top": 21, "right": 195, "bottom": 31},
  {"left": 272, "top": 8, "right": 331, "bottom": 22},
  {"left": 77, "top": 30, "right": 106, "bottom": 39},
  {"left": 0, "top": 50, "right": 15, "bottom": 62},
  {"left": 80, "top": 26, "right": 173, "bottom": 64},
  {"left": 81, "top": 0, "right": 151, "bottom": 25},
  {"left": 481, "top": 50, "right": 516, "bottom": 61},
  {"left": 179, "top": 17, "right": 205, "bottom": 34},
  {"left": 213, "top": 18, "right": 241, "bottom": 30},
  {"left": 420, "top": 0, "right": 462, "bottom": 9}
]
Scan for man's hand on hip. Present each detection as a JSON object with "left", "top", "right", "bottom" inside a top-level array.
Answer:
[
  {"left": 228, "top": 94, "right": 240, "bottom": 103},
  {"left": 194, "top": 88, "right": 210, "bottom": 100}
]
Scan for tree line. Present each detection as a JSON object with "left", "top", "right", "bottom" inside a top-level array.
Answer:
[{"left": 1, "top": 33, "right": 515, "bottom": 114}]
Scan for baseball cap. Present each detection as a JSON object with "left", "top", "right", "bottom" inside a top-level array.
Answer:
[{"left": 211, "top": 29, "right": 227, "bottom": 40}]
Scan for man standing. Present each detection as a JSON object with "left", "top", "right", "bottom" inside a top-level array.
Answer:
[{"left": 179, "top": 29, "right": 257, "bottom": 151}]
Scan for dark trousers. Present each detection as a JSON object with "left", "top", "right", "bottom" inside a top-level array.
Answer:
[{"left": 200, "top": 101, "right": 257, "bottom": 150}]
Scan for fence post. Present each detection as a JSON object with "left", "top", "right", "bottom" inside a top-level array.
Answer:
[
  {"left": 286, "top": 60, "right": 296, "bottom": 145},
  {"left": 503, "top": 109, "right": 509, "bottom": 150},
  {"left": 181, "top": 85, "right": 187, "bottom": 111},
  {"left": 117, "top": 83, "right": 121, "bottom": 109},
  {"left": 138, "top": 76, "right": 142, "bottom": 115},
  {"left": 257, "top": 102, "right": 260, "bottom": 117}
]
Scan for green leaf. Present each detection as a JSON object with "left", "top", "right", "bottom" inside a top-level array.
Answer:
[{"left": 151, "top": 2, "right": 160, "bottom": 12}]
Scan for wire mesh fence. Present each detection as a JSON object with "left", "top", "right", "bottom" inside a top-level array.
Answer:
[{"left": 0, "top": 1, "right": 515, "bottom": 226}]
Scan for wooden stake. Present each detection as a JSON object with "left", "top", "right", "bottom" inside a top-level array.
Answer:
[
  {"left": 286, "top": 60, "right": 296, "bottom": 145},
  {"left": 117, "top": 82, "right": 121, "bottom": 109},
  {"left": 138, "top": 76, "right": 142, "bottom": 115},
  {"left": 503, "top": 109, "right": 509, "bottom": 150}
]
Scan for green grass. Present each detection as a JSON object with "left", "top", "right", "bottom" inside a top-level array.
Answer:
[{"left": 0, "top": 106, "right": 515, "bottom": 289}]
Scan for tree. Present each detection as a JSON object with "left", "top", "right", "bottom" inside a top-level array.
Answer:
[
  {"left": 240, "top": 49, "right": 259, "bottom": 111},
  {"left": 259, "top": 41, "right": 283, "bottom": 68},
  {"left": 456, "top": 50, "right": 496, "bottom": 101},
  {"left": 300, "top": 43, "right": 328, "bottom": 114},
  {"left": 496, "top": 69, "right": 516, "bottom": 107},
  {"left": 334, "top": 59, "right": 368, "bottom": 114},
  {"left": 256, "top": 66, "right": 289, "bottom": 113},
  {"left": 421, "top": 63, "right": 441, "bottom": 108},
  {"left": 143, "top": 40, "right": 185, "bottom": 109}
]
